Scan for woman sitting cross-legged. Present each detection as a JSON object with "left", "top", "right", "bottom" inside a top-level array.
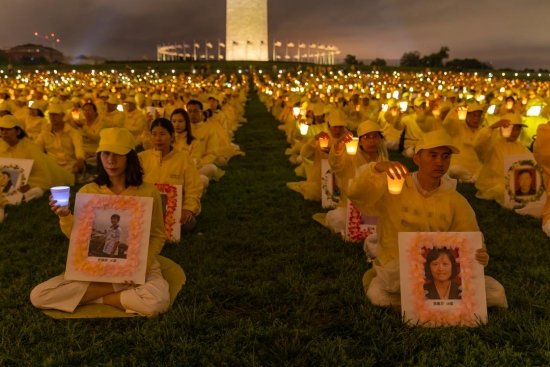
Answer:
[{"left": 30, "top": 127, "right": 172, "bottom": 317}]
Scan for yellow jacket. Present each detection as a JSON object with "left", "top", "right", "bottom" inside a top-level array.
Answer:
[
  {"left": 442, "top": 115, "right": 483, "bottom": 176},
  {"left": 348, "top": 167, "right": 479, "bottom": 266},
  {"left": 139, "top": 149, "right": 202, "bottom": 215},
  {"left": 474, "top": 127, "right": 529, "bottom": 204},
  {"left": 0, "top": 137, "right": 74, "bottom": 189},
  {"left": 59, "top": 182, "right": 165, "bottom": 271},
  {"left": 35, "top": 125, "right": 85, "bottom": 168}
]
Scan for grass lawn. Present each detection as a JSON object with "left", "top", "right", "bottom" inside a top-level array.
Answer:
[{"left": 1, "top": 90, "right": 549, "bottom": 366}]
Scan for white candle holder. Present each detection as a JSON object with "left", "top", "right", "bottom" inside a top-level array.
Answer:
[
  {"left": 50, "top": 186, "right": 70, "bottom": 207},
  {"left": 345, "top": 137, "right": 359, "bottom": 155},
  {"left": 319, "top": 137, "right": 329, "bottom": 149},
  {"left": 299, "top": 123, "right": 309, "bottom": 136},
  {"left": 387, "top": 171, "right": 405, "bottom": 195}
]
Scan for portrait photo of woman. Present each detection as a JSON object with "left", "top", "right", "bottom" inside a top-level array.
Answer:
[{"left": 424, "top": 247, "right": 462, "bottom": 300}]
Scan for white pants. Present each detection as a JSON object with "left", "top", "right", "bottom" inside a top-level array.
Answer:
[
  {"left": 325, "top": 206, "right": 346, "bottom": 234},
  {"left": 30, "top": 259, "right": 170, "bottom": 317},
  {"left": 367, "top": 260, "right": 508, "bottom": 308}
]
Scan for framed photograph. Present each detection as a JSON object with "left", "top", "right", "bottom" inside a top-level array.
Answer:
[
  {"left": 399, "top": 232, "right": 487, "bottom": 327},
  {"left": 321, "top": 159, "right": 340, "bottom": 209},
  {"left": 154, "top": 183, "right": 182, "bottom": 242},
  {"left": 344, "top": 201, "right": 377, "bottom": 242},
  {"left": 0, "top": 158, "right": 33, "bottom": 204},
  {"left": 504, "top": 154, "right": 545, "bottom": 208},
  {"left": 65, "top": 193, "right": 153, "bottom": 284}
]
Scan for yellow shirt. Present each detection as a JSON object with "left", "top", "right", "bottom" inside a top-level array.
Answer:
[
  {"left": 0, "top": 137, "right": 74, "bottom": 189},
  {"left": 35, "top": 125, "right": 85, "bottom": 169},
  {"left": 474, "top": 127, "right": 530, "bottom": 204},
  {"left": 139, "top": 149, "right": 203, "bottom": 215},
  {"left": 189, "top": 122, "right": 220, "bottom": 166},
  {"left": 348, "top": 167, "right": 479, "bottom": 266},
  {"left": 59, "top": 182, "right": 165, "bottom": 271}
]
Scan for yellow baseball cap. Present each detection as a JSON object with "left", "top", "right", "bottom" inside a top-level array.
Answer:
[
  {"left": 414, "top": 130, "right": 460, "bottom": 154},
  {"left": 357, "top": 120, "right": 382, "bottom": 137},
  {"left": 0, "top": 115, "right": 22, "bottom": 129},
  {"left": 96, "top": 128, "right": 136, "bottom": 155}
]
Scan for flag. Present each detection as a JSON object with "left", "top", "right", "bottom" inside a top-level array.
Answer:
[
  {"left": 219, "top": 42, "right": 226, "bottom": 48},
  {"left": 287, "top": 42, "right": 295, "bottom": 47},
  {"left": 206, "top": 42, "right": 213, "bottom": 48},
  {"left": 274, "top": 41, "right": 282, "bottom": 47}
]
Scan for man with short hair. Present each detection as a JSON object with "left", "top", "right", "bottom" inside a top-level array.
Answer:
[
  {"left": 347, "top": 129, "right": 508, "bottom": 308},
  {"left": 35, "top": 104, "right": 85, "bottom": 176}
]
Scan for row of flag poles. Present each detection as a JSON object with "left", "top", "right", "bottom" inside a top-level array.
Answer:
[
  {"left": 272, "top": 41, "right": 340, "bottom": 64},
  {"left": 157, "top": 40, "right": 226, "bottom": 61},
  {"left": 157, "top": 40, "right": 339, "bottom": 64}
]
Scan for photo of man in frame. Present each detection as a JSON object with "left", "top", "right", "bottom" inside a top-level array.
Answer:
[{"left": 514, "top": 168, "right": 537, "bottom": 197}]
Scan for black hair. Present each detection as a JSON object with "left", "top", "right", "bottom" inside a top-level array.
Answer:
[
  {"left": 170, "top": 108, "right": 195, "bottom": 145},
  {"left": 82, "top": 102, "right": 98, "bottom": 113},
  {"left": 186, "top": 99, "right": 203, "bottom": 111},
  {"left": 424, "top": 247, "right": 459, "bottom": 282},
  {"left": 15, "top": 126, "right": 28, "bottom": 140},
  {"left": 94, "top": 150, "right": 143, "bottom": 188},
  {"left": 111, "top": 214, "right": 121, "bottom": 220},
  {"left": 150, "top": 117, "right": 175, "bottom": 135}
]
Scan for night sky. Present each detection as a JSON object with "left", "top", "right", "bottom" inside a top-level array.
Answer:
[{"left": 0, "top": 0, "right": 548, "bottom": 69}]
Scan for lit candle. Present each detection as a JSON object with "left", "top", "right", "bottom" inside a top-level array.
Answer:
[
  {"left": 387, "top": 170, "right": 405, "bottom": 195},
  {"left": 71, "top": 109, "right": 80, "bottom": 121},
  {"left": 319, "top": 136, "right": 329, "bottom": 149},
  {"left": 457, "top": 106, "right": 467, "bottom": 120},
  {"left": 399, "top": 101, "right": 408, "bottom": 112},
  {"left": 292, "top": 106, "right": 300, "bottom": 118},
  {"left": 345, "top": 137, "right": 359, "bottom": 155},
  {"left": 299, "top": 122, "right": 309, "bottom": 136},
  {"left": 432, "top": 109, "right": 441, "bottom": 118},
  {"left": 50, "top": 186, "right": 70, "bottom": 207}
]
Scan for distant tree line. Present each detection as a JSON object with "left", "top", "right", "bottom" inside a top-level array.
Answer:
[{"left": 344, "top": 47, "right": 500, "bottom": 71}]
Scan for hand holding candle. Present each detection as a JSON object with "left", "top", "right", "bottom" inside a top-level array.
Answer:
[
  {"left": 50, "top": 186, "right": 70, "bottom": 207},
  {"left": 345, "top": 137, "right": 359, "bottom": 155},
  {"left": 374, "top": 161, "right": 409, "bottom": 195}
]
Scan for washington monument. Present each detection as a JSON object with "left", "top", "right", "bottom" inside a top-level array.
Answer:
[{"left": 226, "top": 0, "right": 268, "bottom": 61}]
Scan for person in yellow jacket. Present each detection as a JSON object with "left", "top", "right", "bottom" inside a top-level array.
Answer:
[
  {"left": 313, "top": 120, "right": 388, "bottom": 234},
  {"left": 0, "top": 115, "right": 74, "bottom": 203},
  {"left": 123, "top": 96, "right": 147, "bottom": 146},
  {"left": 443, "top": 102, "right": 485, "bottom": 183},
  {"left": 185, "top": 101, "right": 226, "bottom": 182},
  {"left": 347, "top": 129, "right": 507, "bottom": 308},
  {"left": 24, "top": 100, "right": 48, "bottom": 142},
  {"left": 287, "top": 110, "right": 348, "bottom": 201},
  {"left": 75, "top": 102, "right": 107, "bottom": 165},
  {"left": 103, "top": 95, "right": 125, "bottom": 129},
  {"left": 474, "top": 113, "right": 530, "bottom": 207},
  {"left": 139, "top": 118, "right": 203, "bottom": 233},
  {"left": 171, "top": 108, "right": 224, "bottom": 187},
  {"left": 397, "top": 97, "right": 439, "bottom": 157},
  {"left": 533, "top": 121, "right": 550, "bottom": 236},
  {"left": 35, "top": 103, "right": 85, "bottom": 177},
  {"left": 30, "top": 127, "right": 172, "bottom": 317}
]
